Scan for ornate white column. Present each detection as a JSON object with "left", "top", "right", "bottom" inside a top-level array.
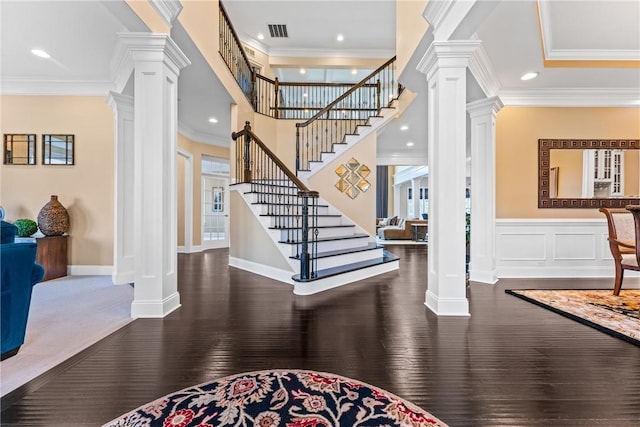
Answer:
[
  {"left": 467, "top": 97, "right": 503, "bottom": 284},
  {"left": 418, "top": 40, "right": 480, "bottom": 316},
  {"left": 119, "top": 33, "right": 190, "bottom": 318},
  {"left": 106, "top": 92, "right": 135, "bottom": 285}
]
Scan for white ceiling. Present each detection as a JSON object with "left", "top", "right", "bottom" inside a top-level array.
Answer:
[{"left": 1, "top": 0, "right": 638, "bottom": 163}]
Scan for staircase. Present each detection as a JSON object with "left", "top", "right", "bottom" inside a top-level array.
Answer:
[
  {"left": 230, "top": 124, "right": 399, "bottom": 295},
  {"left": 221, "top": 5, "right": 404, "bottom": 295}
]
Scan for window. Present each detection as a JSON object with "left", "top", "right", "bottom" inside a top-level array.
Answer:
[
  {"left": 4, "top": 134, "right": 36, "bottom": 165},
  {"left": 43, "top": 134, "right": 74, "bottom": 165}
]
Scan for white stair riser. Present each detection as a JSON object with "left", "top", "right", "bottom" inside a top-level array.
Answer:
[
  {"left": 315, "top": 248, "right": 385, "bottom": 270},
  {"left": 245, "top": 193, "right": 320, "bottom": 204},
  {"left": 254, "top": 204, "right": 331, "bottom": 215},
  {"left": 266, "top": 216, "right": 343, "bottom": 228},
  {"left": 274, "top": 226, "right": 356, "bottom": 241},
  {"left": 293, "top": 260, "right": 400, "bottom": 295},
  {"left": 281, "top": 236, "right": 371, "bottom": 256}
]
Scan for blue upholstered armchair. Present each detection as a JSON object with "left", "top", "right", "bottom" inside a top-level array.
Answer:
[{"left": 1, "top": 221, "right": 45, "bottom": 360}]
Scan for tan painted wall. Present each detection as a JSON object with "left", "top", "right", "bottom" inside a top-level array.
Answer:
[
  {"left": 0, "top": 95, "right": 114, "bottom": 266},
  {"left": 396, "top": 0, "right": 429, "bottom": 76},
  {"left": 229, "top": 190, "right": 292, "bottom": 271},
  {"left": 177, "top": 133, "right": 229, "bottom": 247},
  {"left": 177, "top": 154, "right": 186, "bottom": 245},
  {"left": 179, "top": 0, "right": 255, "bottom": 131},
  {"left": 125, "top": 0, "right": 169, "bottom": 33},
  {"left": 496, "top": 107, "right": 640, "bottom": 219},
  {"left": 308, "top": 132, "right": 377, "bottom": 235}
]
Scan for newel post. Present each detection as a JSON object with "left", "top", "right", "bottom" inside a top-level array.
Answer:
[
  {"left": 299, "top": 190, "right": 319, "bottom": 281},
  {"left": 243, "top": 121, "right": 252, "bottom": 182}
]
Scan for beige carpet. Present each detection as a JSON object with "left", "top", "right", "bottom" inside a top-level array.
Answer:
[{"left": 0, "top": 275, "right": 133, "bottom": 396}]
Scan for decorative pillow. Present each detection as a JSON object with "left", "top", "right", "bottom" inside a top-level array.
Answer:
[
  {"left": 378, "top": 218, "right": 389, "bottom": 227},
  {"left": 1, "top": 220, "right": 17, "bottom": 244},
  {"left": 397, "top": 218, "right": 406, "bottom": 229},
  {"left": 389, "top": 216, "right": 398, "bottom": 226}
]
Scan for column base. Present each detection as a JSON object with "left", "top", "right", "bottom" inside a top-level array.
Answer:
[
  {"left": 468, "top": 269, "right": 498, "bottom": 284},
  {"left": 131, "top": 292, "right": 181, "bottom": 318},
  {"left": 425, "top": 290, "right": 470, "bottom": 316}
]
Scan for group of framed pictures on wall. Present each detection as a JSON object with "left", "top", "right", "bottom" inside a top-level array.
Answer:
[{"left": 3, "top": 133, "right": 74, "bottom": 165}]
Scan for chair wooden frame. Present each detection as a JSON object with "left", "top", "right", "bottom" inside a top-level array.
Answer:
[{"left": 599, "top": 207, "right": 640, "bottom": 295}]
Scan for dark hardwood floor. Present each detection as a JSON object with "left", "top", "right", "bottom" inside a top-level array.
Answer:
[{"left": 2, "top": 245, "right": 639, "bottom": 426}]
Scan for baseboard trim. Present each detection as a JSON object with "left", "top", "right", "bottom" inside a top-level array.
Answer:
[
  {"left": 68, "top": 265, "right": 113, "bottom": 276},
  {"left": 228, "top": 256, "right": 294, "bottom": 285},
  {"left": 177, "top": 245, "right": 204, "bottom": 254}
]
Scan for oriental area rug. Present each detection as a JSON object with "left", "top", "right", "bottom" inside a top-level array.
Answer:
[
  {"left": 506, "top": 289, "right": 639, "bottom": 346},
  {"left": 103, "top": 370, "right": 447, "bottom": 427}
]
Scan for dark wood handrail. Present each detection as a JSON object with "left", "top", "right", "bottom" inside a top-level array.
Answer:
[
  {"left": 231, "top": 122, "right": 316, "bottom": 195},
  {"left": 219, "top": 2, "right": 253, "bottom": 76},
  {"left": 256, "top": 74, "right": 377, "bottom": 88},
  {"left": 296, "top": 56, "right": 396, "bottom": 128}
]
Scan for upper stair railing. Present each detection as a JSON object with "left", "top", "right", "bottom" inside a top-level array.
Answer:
[
  {"left": 219, "top": 1, "right": 254, "bottom": 103},
  {"left": 295, "top": 57, "right": 400, "bottom": 173},
  {"left": 232, "top": 122, "right": 319, "bottom": 281}
]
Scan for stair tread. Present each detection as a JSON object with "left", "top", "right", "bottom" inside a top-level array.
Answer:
[
  {"left": 252, "top": 201, "right": 328, "bottom": 206},
  {"left": 269, "top": 224, "right": 355, "bottom": 230},
  {"left": 260, "top": 214, "right": 341, "bottom": 218},
  {"left": 289, "top": 242, "right": 381, "bottom": 260},
  {"left": 292, "top": 250, "right": 399, "bottom": 282},
  {"left": 236, "top": 183, "right": 299, "bottom": 189},
  {"left": 278, "top": 233, "right": 369, "bottom": 245}
]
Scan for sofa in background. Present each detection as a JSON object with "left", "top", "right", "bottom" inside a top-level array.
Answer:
[
  {"left": 376, "top": 217, "right": 428, "bottom": 240},
  {"left": 1, "top": 220, "right": 45, "bottom": 360}
]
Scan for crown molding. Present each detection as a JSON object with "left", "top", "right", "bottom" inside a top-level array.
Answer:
[
  {"left": 467, "top": 96, "right": 504, "bottom": 117},
  {"left": 417, "top": 40, "right": 481, "bottom": 78},
  {"left": 377, "top": 154, "right": 428, "bottom": 166},
  {"left": 115, "top": 33, "right": 191, "bottom": 75},
  {"left": 468, "top": 36, "right": 501, "bottom": 97},
  {"left": 537, "top": 0, "right": 640, "bottom": 61},
  {"left": 178, "top": 122, "right": 229, "bottom": 147},
  {"left": 0, "top": 78, "right": 114, "bottom": 95},
  {"left": 149, "top": 0, "right": 183, "bottom": 27},
  {"left": 499, "top": 88, "right": 640, "bottom": 107}
]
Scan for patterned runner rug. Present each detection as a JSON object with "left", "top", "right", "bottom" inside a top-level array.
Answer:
[
  {"left": 103, "top": 369, "right": 447, "bottom": 426},
  {"left": 506, "top": 289, "right": 639, "bottom": 346}
]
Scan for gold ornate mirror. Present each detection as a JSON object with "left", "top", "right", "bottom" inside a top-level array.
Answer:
[{"left": 539, "top": 139, "right": 640, "bottom": 208}]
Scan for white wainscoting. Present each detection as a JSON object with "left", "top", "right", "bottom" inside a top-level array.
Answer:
[{"left": 496, "top": 218, "right": 639, "bottom": 278}]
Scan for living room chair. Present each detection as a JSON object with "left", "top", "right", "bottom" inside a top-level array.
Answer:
[
  {"left": 599, "top": 207, "right": 639, "bottom": 296},
  {"left": 1, "top": 221, "right": 45, "bottom": 360}
]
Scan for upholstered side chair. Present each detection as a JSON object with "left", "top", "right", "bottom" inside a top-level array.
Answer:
[{"left": 599, "top": 207, "right": 639, "bottom": 296}]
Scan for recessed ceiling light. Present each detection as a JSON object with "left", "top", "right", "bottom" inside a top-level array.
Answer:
[
  {"left": 300, "top": 68, "right": 306, "bottom": 74},
  {"left": 520, "top": 72, "right": 538, "bottom": 81},
  {"left": 400, "top": 125, "right": 409, "bottom": 131},
  {"left": 337, "top": 34, "right": 344, "bottom": 42},
  {"left": 257, "top": 33, "right": 264, "bottom": 40},
  {"left": 351, "top": 69, "right": 357, "bottom": 75},
  {"left": 406, "top": 142, "right": 414, "bottom": 147},
  {"left": 31, "top": 49, "right": 50, "bottom": 59},
  {"left": 208, "top": 117, "right": 218, "bottom": 124},
  {"left": 303, "top": 93, "right": 308, "bottom": 97}
]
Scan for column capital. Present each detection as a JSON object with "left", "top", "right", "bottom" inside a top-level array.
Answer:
[
  {"left": 466, "top": 96, "right": 504, "bottom": 118},
  {"left": 417, "top": 40, "right": 482, "bottom": 78},
  {"left": 106, "top": 91, "right": 134, "bottom": 113},
  {"left": 113, "top": 33, "right": 191, "bottom": 86}
]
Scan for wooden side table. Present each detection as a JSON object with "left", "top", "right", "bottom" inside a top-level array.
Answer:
[{"left": 36, "top": 235, "right": 68, "bottom": 281}]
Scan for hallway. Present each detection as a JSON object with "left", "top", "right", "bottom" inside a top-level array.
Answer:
[{"left": 2, "top": 246, "right": 639, "bottom": 426}]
